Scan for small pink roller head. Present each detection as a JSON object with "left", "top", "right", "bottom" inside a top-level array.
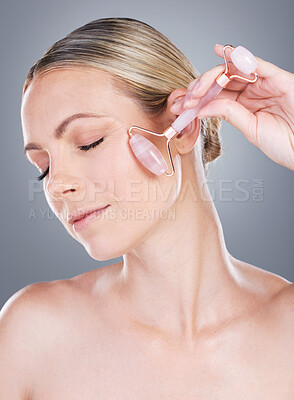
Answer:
[
  {"left": 129, "top": 134, "right": 168, "bottom": 176},
  {"left": 230, "top": 46, "right": 257, "bottom": 75}
]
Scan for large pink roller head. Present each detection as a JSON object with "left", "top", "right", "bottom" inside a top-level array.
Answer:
[
  {"left": 230, "top": 46, "right": 257, "bottom": 75},
  {"left": 129, "top": 133, "right": 168, "bottom": 176}
]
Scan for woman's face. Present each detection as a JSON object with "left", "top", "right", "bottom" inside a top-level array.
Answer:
[{"left": 21, "top": 68, "right": 182, "bottom": 260}]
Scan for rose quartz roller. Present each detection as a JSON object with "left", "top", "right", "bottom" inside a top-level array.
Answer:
[{"left": 128, "top": 45, "right": 258, "bottom": 176}]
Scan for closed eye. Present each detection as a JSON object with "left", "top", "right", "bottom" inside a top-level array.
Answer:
[
  {"left": 78, "top": 137, "right": 104, "bottom": 151},
  {"left": 35, "top": 137, "right": 104, "bottom": 181}
]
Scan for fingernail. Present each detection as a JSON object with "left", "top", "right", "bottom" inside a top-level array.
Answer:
[
  {"left": 190, "top": 80, "right": 200, "bottom": 93},
  {"left": 170, "top": 98, "right": 183, "bottom": 112},
  {"left": 184, "top": 80, "right": 200, "bottom": 104},
  {"left": 184, "top": 92, "right": 192, "bottom": 103}
]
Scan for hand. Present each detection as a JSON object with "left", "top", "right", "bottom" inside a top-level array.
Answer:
[{"left": 170, "top": 44, "right": 294, "bottom": 170}]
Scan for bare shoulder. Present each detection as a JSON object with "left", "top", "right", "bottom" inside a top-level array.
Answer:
[
  {"left": 0, "top": 279, "right": 73, "bottom": 399},
  {"left": 265, "top": 282, "right": 294, "bottom": 357},
  {"left": 229, "top": 253, "right": 292, "bottom": 298},
  {"left": 0, "top": 279, "right": 75, "bottom": 350},
  {"left": 0, "top": 278, "right": 79, "bottom": 351},
  {"left": 229, "top": 254, "right": 294, "bottom": 327},
  {"left": 1, "top": 261, "right": 124, "bottom": 324},
  {"left": 1, "top": 279, "right": 73, "bottom": 319},
  {"left": 272, "top": 281, "right": 294, "bottom": 320}
]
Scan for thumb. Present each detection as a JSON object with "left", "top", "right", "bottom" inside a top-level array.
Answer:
[{"left": 198, "top": 98, "right": 258, "bottom": 146}]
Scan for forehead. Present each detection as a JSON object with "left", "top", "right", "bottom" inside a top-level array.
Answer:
[
  {"left": 22, "top": 68, "right": 120, "bottom": 117},
  {"left": 21, "top": 68, "right": 141, "bottom": 142}
]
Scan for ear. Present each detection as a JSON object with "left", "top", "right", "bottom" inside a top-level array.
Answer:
[{"left": 166, "top": 88, "right": 201, "bottom": 155}]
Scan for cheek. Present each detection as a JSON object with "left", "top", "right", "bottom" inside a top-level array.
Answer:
[
  {"left": 109, "top": 149, "right": 179, "bottom": 219},
  {"left": 81, "top": 135, "right": 179, "bottom": 218}
]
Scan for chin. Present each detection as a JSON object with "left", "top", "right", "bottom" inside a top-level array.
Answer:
[
  {"left": 84, "top": 241, "right": 125, "bottom": 261},
  {"left": 86, "top": 249, "right": 123, "bottom": 262}
]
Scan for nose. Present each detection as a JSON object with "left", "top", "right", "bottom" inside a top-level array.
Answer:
[{"left": 46, "top": 173, "right": 86, "bottom": 201}]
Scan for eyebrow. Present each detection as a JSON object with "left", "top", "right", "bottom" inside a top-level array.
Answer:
[{"left": 23, "top": 112, "right": 109, "bottom": 155}]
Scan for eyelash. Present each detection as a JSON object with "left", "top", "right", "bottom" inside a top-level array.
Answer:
[{"left": 36, "top": 138, "right": 104, "bottom": 181}]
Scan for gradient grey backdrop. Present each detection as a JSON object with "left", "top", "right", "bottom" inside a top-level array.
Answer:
[{"left": 1, "top": 0, "right": 293, "bottom": 308}]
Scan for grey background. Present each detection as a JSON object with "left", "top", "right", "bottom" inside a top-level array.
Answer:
[{"left": 1, "top": 0, "right": 293, "bottom": 308}]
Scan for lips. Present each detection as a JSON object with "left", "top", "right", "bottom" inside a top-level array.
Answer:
[{"left": 68, "top": 205, "right": 109, "bottom": 225}]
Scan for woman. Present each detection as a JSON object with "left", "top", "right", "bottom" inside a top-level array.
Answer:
[{"left": 1, "top": 17, "right": 294, "bottom": 398}]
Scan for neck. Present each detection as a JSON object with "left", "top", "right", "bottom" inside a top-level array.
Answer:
[{"left": 116, "top": 160, "right": 247, "bottom": 342}]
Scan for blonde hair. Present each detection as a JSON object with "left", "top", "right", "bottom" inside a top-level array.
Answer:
[{"left": 22, "top": 17, "right": 223, "bottom": 173}]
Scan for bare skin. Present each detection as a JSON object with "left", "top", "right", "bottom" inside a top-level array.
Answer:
[
  {"left": 10, "top": 261, "right": 294, "bottom": 400},
  {"left": 1, "top": 61, "right": 294, "bottom": 398}
]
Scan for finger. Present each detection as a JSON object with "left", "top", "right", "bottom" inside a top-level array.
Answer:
[
  {"left": 187, "top": 64, "right": 225, "bottom": 99},
  {"left": 186, "top": 44, "right": 260, "bottom": 103},
  {"left": 185, "top": 65, "right": 248, "bottom": 105},
  {"left": 186, "top": 78, "right": 200, "bottom": 93},
  {"left": 214, "top": 44, "right": 234, "bottom": 60},
  {"left": 170, "top": 88, "right": 238, "bottom": 114},
  {"left": 196, "top": 97, "right": 258, "bottom": 147},
  {"left": 185, "top": 75, "right": 237, "bottom": 94}
]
